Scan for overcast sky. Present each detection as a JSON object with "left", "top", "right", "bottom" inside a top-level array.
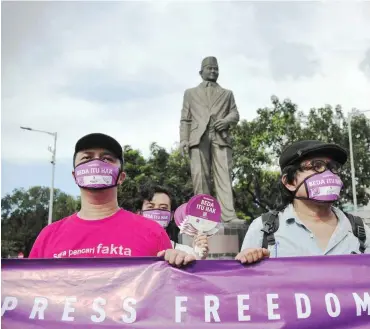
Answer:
[{"left": 2, "top": 1, "right": 370, "bottom": 197}]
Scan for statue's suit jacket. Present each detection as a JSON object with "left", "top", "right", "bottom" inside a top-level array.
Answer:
[{"left": 180, "top": 82, "right": 240, "bottom": 148}]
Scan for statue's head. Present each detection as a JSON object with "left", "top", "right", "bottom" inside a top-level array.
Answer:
[{"left": 199, "top": 56, "right": 219, "bottom": 82}]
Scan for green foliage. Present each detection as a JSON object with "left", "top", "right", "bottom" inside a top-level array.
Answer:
[
  {"left": 232, "top": 98, "right": 370, "bottom": 215},
  {"left": 118, "top": 97, "right": 369, "bottom": 220},
  {"left": 1, "top": 186, "right": 79, "bottom": 257},
  {"left": 117, "top": 146, "right": 150, "bottom": 211},
  {"left": 118, "top": 143, "right": 193, "bottom": 211},
  {"left": 3, "top": 96, "right": 370, "bottom": 255}
]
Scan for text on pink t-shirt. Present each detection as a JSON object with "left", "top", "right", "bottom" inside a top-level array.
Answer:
[{"left": 29, "top": 209, "right": 172, "bottom": 258}]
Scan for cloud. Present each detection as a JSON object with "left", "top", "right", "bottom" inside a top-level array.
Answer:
[
  {"left": 2, "top": 1, "right": 370, "bottom": 196},
  {"left": 359, "top": 48, "right": 370, "bottom": 80},
  {"left": 268, "top": 42, "right": 320, "bottom": 80}
]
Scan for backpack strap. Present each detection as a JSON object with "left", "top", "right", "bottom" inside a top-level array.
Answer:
[
  {"left": 261, "top": 211, "right": 280, "bottom": 249},
  {"left": 344, "top": 212, "right": 366, "bottom": 254}
]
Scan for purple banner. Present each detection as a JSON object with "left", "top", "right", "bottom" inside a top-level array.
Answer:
[{"left": 2, "top": 255, "right": 370, "bottom": 328}]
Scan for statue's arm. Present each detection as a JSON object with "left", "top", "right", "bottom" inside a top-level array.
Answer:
[
  {"left": 180, "top": 90, "right": 191, "bottom": 142},
  {"left": 223, "top": 91, "right": 240, "bottom": 127}
]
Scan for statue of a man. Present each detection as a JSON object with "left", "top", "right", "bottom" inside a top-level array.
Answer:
[{"left": 179, "top": 56, "right": 240, "bottom": 222}]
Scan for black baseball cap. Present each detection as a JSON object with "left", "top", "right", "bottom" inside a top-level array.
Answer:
[
  {"left": 279, "top": 140, "right": 348, "bottom": 170},
  {"left": 74, "top": 133, "right": 124, "bottom": 164}
]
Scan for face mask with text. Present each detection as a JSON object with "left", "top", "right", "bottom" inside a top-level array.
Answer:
[
  {"left": 74, "top": 159, "right": 120, "bottom": 190},
  {"left": 295, "top": 170, "right": 343, "bottom": 202},
  {"left": 141, "top": 209, "right": 171, "bottom": 228}
]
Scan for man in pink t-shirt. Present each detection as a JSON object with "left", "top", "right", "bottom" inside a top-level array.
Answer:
[{"left": 29, "top": 133, "right": 196, "bottom": 267}]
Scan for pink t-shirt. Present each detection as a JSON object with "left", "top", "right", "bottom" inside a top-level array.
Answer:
[{"left": 29, "top": 209, "right": 172, "bottom": 258}]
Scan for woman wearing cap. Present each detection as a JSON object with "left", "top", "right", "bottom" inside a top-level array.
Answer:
[
  {"left": 137, "top": 183, "right": 209, "bottom": 259},
  {"left": 236, "top": 140, "right": 370, "bottom": 264},
  {"left": 29, "top": 133, "right": 196, "bottom": 267}
]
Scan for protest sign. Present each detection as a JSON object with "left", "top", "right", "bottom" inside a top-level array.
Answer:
[
  {"left": 174, "top": 203, "right": 187, "bottom": 228},
  {"left": 185, "top": 194, "right": 221, "bottom": 232},
  {"left": 176, "top": 195, "right": 222, "bottom": 237},
  {"left": 2, "top": 255, "right": 370, "bottom": 328}
]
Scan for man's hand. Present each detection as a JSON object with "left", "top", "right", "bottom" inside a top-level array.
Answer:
[
  {"left": 235, "top": 248, "right": 270, "bottom": 264},
  {"left": 180, "top": 141, "right": 189, "bottom": 156},
  {"left": 193, "top": 235, "right": 209, "bottom": 259},
  {"left": 214, "top": 119, "right": 228, "bottom": 132},
  {"left": 157, "top": 249, "right": 196, "bottom": 267}
]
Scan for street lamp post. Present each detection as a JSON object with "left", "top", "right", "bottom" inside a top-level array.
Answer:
[
  {"left": 347, "top": 109, "right": 370, "bottom": 212},
  {"left": 20, "top": 126, "right": 57, "bottom": 225}
]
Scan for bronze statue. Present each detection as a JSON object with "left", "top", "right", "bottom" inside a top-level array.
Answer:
[{"left": 180, "top": 56, "right": 240, "bottom": 222}]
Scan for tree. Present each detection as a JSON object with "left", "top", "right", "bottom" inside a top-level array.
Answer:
[
  {"left": 117, "top": 145, "right": 153, "bottom": 211},
  {"left": 231, "top": 97, "right": 370, "bottom": 216},
  {"left": 3, "top": 97, "right": 369, "bottom": 256},
  {"left": 118, "top": 143, "right": 193, "bottom": 211},
  {"left": 231, "top": 97, "right": 303, "bottom": 219},
  {"left": 1, "top": 186, "right": 79, "bottom": 257},
  {"left": 117, "top": 96, "right": 369, "bottom": 221}
]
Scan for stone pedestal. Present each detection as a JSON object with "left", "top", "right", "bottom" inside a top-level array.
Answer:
[{"left": 179, "top": 219, "right": 249, "bottom": 259}]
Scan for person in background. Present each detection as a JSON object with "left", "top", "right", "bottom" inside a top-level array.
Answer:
[
  {"left": 236, "top": 140, "right": 370, "bottom": 264},
  {"left": 138, "top": 183, "right": 209, "bottom": 259},
  {"left": 29, "top": 133, "right": 196, "bottom": 267}
]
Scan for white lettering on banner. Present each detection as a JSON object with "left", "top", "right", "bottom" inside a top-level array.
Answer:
[
  {"left": 175, "top": 296, "right": 188, "bottom": 323},
  {"left": 352, "top": 293, "right": 370, "bottom": 316},
  {"left": 237, "top": 295, "right": 251, "bottom": 321},
  {"left": 205, "top": 295, "right": 220, "bottom": 323},
  {"left": 91, "top": 297, "right": 106, "bottom": 323},
  {"left": 2, "top": 292, "right": 369, "bottom": 324},
  {"left": 29, "top": 297, "right": 48, "bottom": 320},
  {"left": 325, "top": 293, "right": 341, "bottom": 317},
  {"left": 295, "top": 293, "right": 311, "bottom": 319},
  {"left": 61, "top": 297, "right": 77, "bottom": 322},
  {"left": 267, "top": 294, "right": 280, "bottom": 320},
  {"left": 53, "top": 244, "right": 132, "bottom": 258},
  {"left": 121, "top": 298, "right": 137, "bottom": 324},
  {"left": 1, "top": 296, "right": 18, "bottom": 316}
]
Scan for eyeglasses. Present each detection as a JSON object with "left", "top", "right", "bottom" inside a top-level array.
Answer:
[{"left": 300, "top": 159, "right": 342, "bottom": 174}]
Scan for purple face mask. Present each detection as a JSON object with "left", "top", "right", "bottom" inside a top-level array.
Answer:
[
  {"left": 74, "top": 159, "right": 120, "bottom": 190},
  {"left": 142, "top": 209, "right": 171, "bottom": 228},
  {"left": 296, "top": 170, "right": 343, "bottom": 202}
]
